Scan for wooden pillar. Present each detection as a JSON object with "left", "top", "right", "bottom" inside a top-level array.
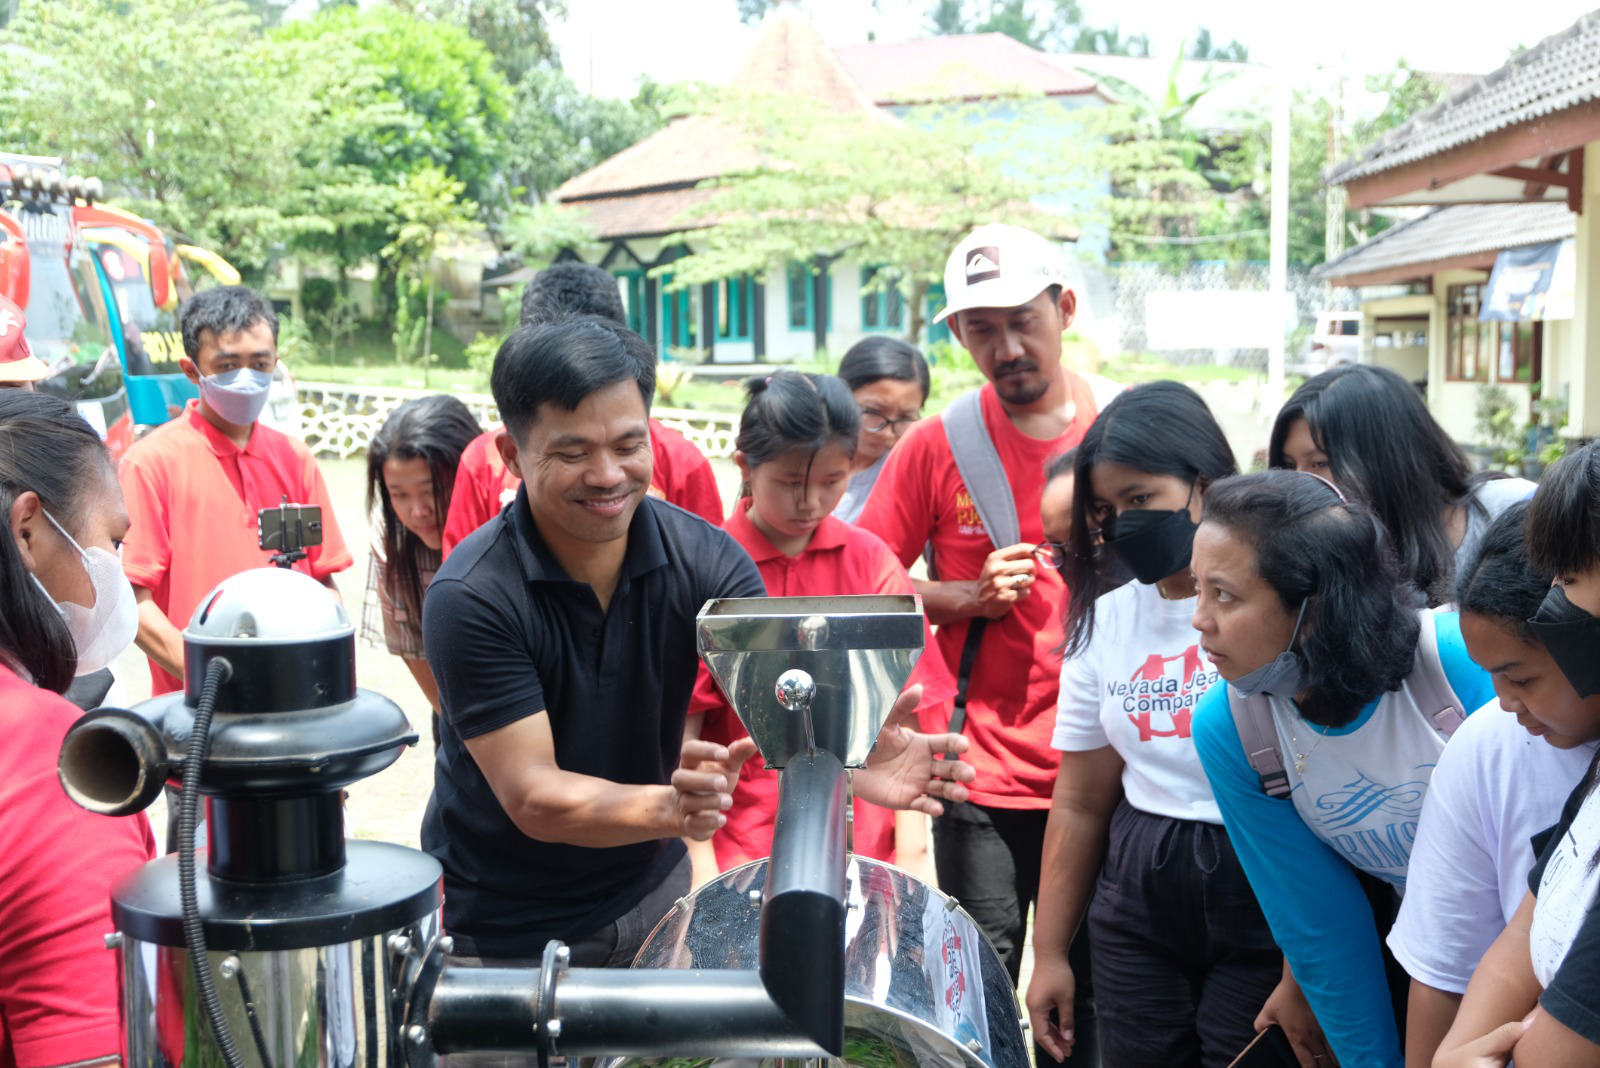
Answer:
[
  {"left": 753, "top": 280, "right": 767, "bottom": 362},
  {"left": 1568, "top": 141, "right": 1600, "bottom": 438},
  {"left": 700, "top": 282, "right": 716, "bottom": 364},
  {"left": 812, "top": 256, "right": 830, "bottom": 356}
]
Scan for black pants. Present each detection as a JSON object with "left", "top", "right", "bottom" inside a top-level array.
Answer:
[
  {"left": 934, "top": 801, "right": 1098, "bottom": 1067},
  {"left": 1087, "top": 801, "right": 1282, "bottom": 1068}
]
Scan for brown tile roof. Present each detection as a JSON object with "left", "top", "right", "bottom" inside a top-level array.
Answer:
[
  {"left": 561, "top": 187, "right": 720, "bottom": 241},
  {"left": 1314, "top": 201, "right": 1573, "bottom": 284},
  {"left": 554, "top": 10, "right": 884, "bottom": 205},
  {"left": 1327, "top": 11, "right": 1600, "bottom": 185},
  {"left": 833, "top": 33, "right": 1100, "bottom": 105}
]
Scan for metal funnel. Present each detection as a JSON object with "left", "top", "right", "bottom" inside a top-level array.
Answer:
[{"left": 696, "top": 595, "right": 924, "bottom": 769}]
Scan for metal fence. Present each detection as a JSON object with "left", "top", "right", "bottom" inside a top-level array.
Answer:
[{"left": 1107, "top": 261, "right": 1359, "bottom": 371}]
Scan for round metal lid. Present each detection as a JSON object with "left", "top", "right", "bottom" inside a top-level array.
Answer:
[{"left": 186, "top": 567, "right": 351, "bottom": 645}]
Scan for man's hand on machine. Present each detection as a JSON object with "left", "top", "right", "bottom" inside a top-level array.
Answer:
[
  {"left": 671, "top": 738, "right": 759, "bottom": 841},
  {"left": 857, "top": 685, "right": 976, "bottom": 816}
]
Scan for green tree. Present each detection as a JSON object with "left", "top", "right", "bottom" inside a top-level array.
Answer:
[
  {"left": 654, "top": 89, "right": 1080, "bottom": 344},
  {"left": 1189, "top": 27, "right": 1249, "bottom": 62},
  {"left": 240, "top": 0, "right": 295, "bottom": 28},
  {"left": 390, "top": 0, "right": 565, "bottom": 84},
  {"left": 504, "top": 67, "right": 667, "bottom": 201},
  {"left": 273, "top": 7, "right": 510, "bottom": 206},
  {"left": 1086, "top": 55, "right": 1238, "bottom": 264},
  {"left": 1354, "top": 60, "right": 1444, "bottom": 144},
  {"left": 0, "top": 0, "right": 312, "bottom": 271},
  {"left": 926, "top": 0, "right": 1150, "bottom": 56},
  {"left": 383, "top": 166, "right": 477, "bottom": 384},
  {"left": 270, "top": 6, "right": 510, "bottom": 306}
]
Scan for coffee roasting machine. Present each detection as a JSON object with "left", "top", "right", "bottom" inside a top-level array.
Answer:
[{"left": 57, "top": 568, "right": 1029, "bottom": 1068}]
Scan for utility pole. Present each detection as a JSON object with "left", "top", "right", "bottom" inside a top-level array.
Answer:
[{"left": 1268, "top": 62, "right": 1291, "bottom": 394}]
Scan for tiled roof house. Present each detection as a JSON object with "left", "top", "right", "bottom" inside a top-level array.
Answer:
[{"left": 550, "top": 10, "right": 1102, "bottom": 364}]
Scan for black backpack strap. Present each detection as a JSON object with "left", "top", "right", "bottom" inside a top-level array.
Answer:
[{"left": 946, "top": 617, "right": 988, "bottom": 737}]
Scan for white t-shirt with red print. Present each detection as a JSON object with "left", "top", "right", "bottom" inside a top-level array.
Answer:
[{"left": 1054, "top": 581, "right": 1223, "bottom": 823}]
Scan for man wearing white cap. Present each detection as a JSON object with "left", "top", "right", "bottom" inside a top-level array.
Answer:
[
  {"left": 858, "top": 222, "right": 1116, "bottom": 1064},
  {"left": 0, "top": 294, "right": 54, "bottom": 390}
]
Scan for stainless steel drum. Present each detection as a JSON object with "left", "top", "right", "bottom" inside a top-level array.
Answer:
[
  {"left": 601, "top": 856, "right": 1029, "bottom": 1068},
  {"left": 117, "top": 911, "right": 439, "bottom": 1068}
]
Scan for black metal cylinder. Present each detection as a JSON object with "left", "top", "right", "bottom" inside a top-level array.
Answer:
[
  {"left": 185, "top": 635, "right": 356, "bottom": 715},
  {"left": 760, "top": 750, "right": 848, "bottom": 1055},
  {"left": 426, "top": 966, "right": 827, "bottom": 1061},
  {"left": 207, "top": 793, "right": 346, "bottom": 882},
  {"left": 425, "top": 967, "right": 538, "bottom": 1055}
]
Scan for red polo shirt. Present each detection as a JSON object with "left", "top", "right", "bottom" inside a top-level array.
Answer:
[
  {"left": 119, "top": 401, "right": 352, "bottom": 694},
  {"left": 856, "top": 378, "right": 1100, "bottom": 810},
  {"left": 692, "top": 501, "right": 956, "bottom": 869},
  {"left": 1, "top": 666, "right": 155, "bottom": 1068},
  {"left": 441, "top": 419, "right": 725, "bottom": 556}
]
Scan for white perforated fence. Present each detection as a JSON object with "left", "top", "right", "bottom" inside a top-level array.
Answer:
[{"left": 297, "top": 383, "right": 738, "bottom": 461}]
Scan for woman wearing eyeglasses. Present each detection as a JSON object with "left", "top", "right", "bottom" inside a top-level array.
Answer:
[
  {"left": 1026, "top": 382, "right": 1290, "bottom": 1067},
  {"left": 834, "top": 336, "right": 930, "bottom": 524}
]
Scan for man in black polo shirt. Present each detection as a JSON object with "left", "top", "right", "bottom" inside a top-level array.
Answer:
[{"left": 421, "top": 316, "right": 973, "bottom": 968}]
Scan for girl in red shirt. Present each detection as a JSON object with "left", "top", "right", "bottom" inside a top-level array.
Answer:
[
  {"left": 0, "top": 391, "right": 155, "bottom": 1068},
  {"left": 686, "top": 371, "right": 955, "bottom": 884}
]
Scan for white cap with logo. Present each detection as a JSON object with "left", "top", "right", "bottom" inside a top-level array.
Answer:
[{"left": 933, "top": 222, "right": 1067, "bottom": 324}]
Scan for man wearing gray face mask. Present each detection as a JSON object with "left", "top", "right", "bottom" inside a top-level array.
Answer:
[{"left": 117, "top": 285, "right": 351, "bottom": 705}]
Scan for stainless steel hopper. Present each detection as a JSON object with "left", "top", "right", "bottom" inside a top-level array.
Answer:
[{"left": 696, "top": 594, "right": 925, "bottom": 769}]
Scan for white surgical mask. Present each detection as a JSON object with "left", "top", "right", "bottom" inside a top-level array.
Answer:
[
  {"left": 199, "top": 367, "right": 273, "bottom": 426},
  {"left": 31, "top": 509, "right": 139, "bottom": 676}
]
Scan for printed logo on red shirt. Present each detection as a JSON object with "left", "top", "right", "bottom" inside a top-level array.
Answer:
[
  {"left": 955, "top": 489, "right": 986, "bottom": 537},
  {"left": 1109, "top": 644, "right": 1218, "bottom": 742}
]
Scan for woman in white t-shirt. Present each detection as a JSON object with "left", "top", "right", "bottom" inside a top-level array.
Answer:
[
  {"left": 1025, "top": 382, "right": 1289, "bottom": 1067},
  {"left": 1388, "top": 502, "right": 1595, "bottom": 1067},
  {"left": 1434, "top": 444, "right": 1600, "bottom": 1068},
  {"left": 1271, "top": 364, "right": 1533, "bottom": 606}
]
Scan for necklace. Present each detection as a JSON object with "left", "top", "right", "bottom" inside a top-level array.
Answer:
[{"left": 1290, "top": 722, "right": 1328, "bottom": 775}]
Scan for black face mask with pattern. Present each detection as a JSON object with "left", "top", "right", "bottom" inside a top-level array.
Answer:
[{"left": 1529, "top": 584, "right": 1600, "bottom": 698}]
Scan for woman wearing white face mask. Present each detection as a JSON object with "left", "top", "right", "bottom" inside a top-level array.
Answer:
[{"left": 0, "top": 390, "right": 155, "bottom": 1068}]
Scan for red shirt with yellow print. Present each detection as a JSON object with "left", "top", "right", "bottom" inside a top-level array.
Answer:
[
  {"left": 856, "top": 377, "right": 1100, "bottom": 809},
  {"left": 441, "top": 420, "right": 724, "bottom": 555},
  {"left": 691, "top": 500, "right": 956, "bottom": 869}
]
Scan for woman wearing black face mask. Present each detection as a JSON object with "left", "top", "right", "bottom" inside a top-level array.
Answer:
[
  {"left": 1027, "top": 382, "right": 1292, "bottom": 1067},
  {"left": 1432, "top": 442, "right": 1600, "bottom": 1068}
]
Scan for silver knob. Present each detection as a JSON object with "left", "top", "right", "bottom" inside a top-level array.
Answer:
[{"left": 774, "top": 669, "right": 815, "bottom": 712}]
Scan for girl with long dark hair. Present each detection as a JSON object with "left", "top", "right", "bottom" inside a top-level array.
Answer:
[
  {"left": 1191, "top": 471, "right": 1498, "bottom": 1067},
  {"left": 1392, "top": 502, "right": 1596, "bottom": 1066},
  {"left": 834, "top": 336, "right": 931, "bottom": 523},
  {"left": 1028, "top": 382, "right": 1287, "bottom": 1066},
  {"left": 1270, "top": 364, "right": 1532, "bottom": 605},
  {"left": 0, "top": 390, "right": 154, "bottom": 1068},
  {"left": 364, "top": 395, "right": 481, "bottom": 736},
  {"left": 686, "top": 370, "right": 954, "bottom": 882},
  {"left": 1432, "top": 443, "right": 1600, "bottom": 1067}
]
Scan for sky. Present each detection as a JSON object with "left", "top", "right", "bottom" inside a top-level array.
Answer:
[{"left": 553, "top": 0, "right": 1600, "bottom": 100}]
